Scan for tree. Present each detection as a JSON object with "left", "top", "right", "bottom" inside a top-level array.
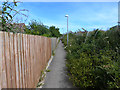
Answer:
[
  {"left": 1, "top": 1, "right": 18, "bottom": 31},
  {"left": 1, "top": 0, "right": 28, "bottom": 32},
  {"left": 25, "top": 20, "right": 61, "bottom": 37},
  {"left": 25, "top": 20, "right": 50, "bottom": 35},
  {"left": 49, "top": 26, "right": 61, "bottom": 37}
]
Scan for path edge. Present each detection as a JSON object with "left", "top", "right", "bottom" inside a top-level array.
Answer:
[{"left": 37, "top": 39, "right": 60, "bottom": 88}]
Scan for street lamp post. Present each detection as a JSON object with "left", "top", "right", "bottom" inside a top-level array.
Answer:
[
  {"left": 118, "top": 1, "right": 120, "bottom": 30},
  {"left": 65, "top": 15, "right": 69, "bottom": 46}
]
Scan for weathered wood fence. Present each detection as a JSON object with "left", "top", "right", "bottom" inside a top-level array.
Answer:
[{"left": 0, "top": 31, "right": 51, "bottom": 89}]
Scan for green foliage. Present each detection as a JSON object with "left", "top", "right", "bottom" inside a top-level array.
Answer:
[
  {"left": 62, "top": 27, "right": 120, "bottom": 89},
  {"left": 1, "top": 0, "right": 28, "bottom": 33},
  {"left": 25, "top": 20, "right": 49, "bottom": 35},
  {"left": 1, "top": 1, "right": 18, "bottom": 31},
  {"left": 46, "top": 69, "right": 51, "bottom": 72},
  {"left": 25, "top": 20, "right": 61, "bottom": 37},
  {"left": 49, "top": 26, "right": 61, "bottom": 37}
]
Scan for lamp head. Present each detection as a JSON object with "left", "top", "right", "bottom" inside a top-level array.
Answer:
[{"left": 65, "top": 15, "right": 68, "bottom": 17}]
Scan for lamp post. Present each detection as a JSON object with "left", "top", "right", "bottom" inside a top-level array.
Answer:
[
  {"left": 118, "top": 1, "right": 120, "bottom": 30},
  {"left": 65, "top": 15, "right": 69, "bottom": 46}
]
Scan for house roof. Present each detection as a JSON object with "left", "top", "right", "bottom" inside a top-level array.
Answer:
[{"left": 13, "top": 23, "right": 26, "bottom": 28}]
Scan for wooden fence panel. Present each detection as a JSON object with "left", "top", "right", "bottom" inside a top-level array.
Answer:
[
  {"left": 0, "top": 32, "right": 2, "bottom": 89},
  {"left": 0, "top": 31, "right": 51, "bottom": 89},
  {"left": 0, "top": 32, "right": 3, "bottom": 89}
]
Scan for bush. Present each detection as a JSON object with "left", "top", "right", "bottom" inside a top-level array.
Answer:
[
  {"left": 62, "top": 27, "right": 120, "bottom": 89},
  {"left": 25, "top": 20, "right": 61, "bottom": 37}
]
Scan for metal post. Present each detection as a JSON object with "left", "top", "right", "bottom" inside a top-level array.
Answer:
[
  {"left": 65, "top": 15, "right": 69, "bottom": 46},
  {"left": 118, "top": 1, "right": 120, "bottom": 30},
  {"left": 67, "top": 16, "right": 69, "bottom": 46}
]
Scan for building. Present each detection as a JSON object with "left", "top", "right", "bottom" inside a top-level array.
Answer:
[
  {"left": 12, "top": 23, "right": 26, "bottom": 33},
  {"left": 1, "top": 23, "right": 26, "bottom": 33}
]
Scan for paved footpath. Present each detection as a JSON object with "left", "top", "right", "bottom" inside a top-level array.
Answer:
[{"left": 43, "top": 40, "right": 74, "bottom": 88}]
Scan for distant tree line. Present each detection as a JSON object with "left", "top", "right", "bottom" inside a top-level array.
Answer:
[{"left": 25, "top": 20, "right": 62, "bottom": 38}]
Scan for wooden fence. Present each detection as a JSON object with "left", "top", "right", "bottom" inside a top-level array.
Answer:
[{"left": 0, "top": 31, "right": 51, "bottom": 89}]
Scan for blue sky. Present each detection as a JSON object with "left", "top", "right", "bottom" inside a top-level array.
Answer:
[{"left": 4, "top": 2, "right": 119, "bottom": 34}]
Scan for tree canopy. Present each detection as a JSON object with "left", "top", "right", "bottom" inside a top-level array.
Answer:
[{"left": 25, "top": 20, "right": 62, "bottom": 37}]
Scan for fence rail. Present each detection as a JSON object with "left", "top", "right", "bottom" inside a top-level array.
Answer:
[{"left": 0, "top": 31, "right": 51, "bottom": 88}]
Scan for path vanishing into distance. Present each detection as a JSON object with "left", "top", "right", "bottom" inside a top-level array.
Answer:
[{"left": 43, "top": 40, "right": 74, "bottom": 88}]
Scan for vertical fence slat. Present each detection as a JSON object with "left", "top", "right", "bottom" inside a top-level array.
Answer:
[
  {"left": 13, "top": 33, "right": 17, "bottom": 88},
  {"left": 20, "top": 34, "right": 23, "bottom": 88},
  {"left": 15, "top": 33, "right": 20, "bottom": 88},
  {"left": 1, "top": 32, "right": 7, "bottom": 88},
  {"left": 25, "top": 34, "right": 27, "bottom": 88},
  {"left": 0, "top": 32, "right": 3, "bottom": 89},
  {"left": 18, "top": 33, "right": 21, "bottom": 88},
  {"left": 0, "top": 32, "right": 1, "bottom": 89},
  {"left": 5, "top": 32, "right": 12, "bottom": 88},
  {"left": 21, "top": 34, "right": 24, "bottom": 88},
  {"left": 27, "top": 36, "right": 31, "bottom": 88},
  {"left": 26, "top": 34, "right": 28, "bottom": 88},
  {"left": 10, "top": 33, "right": 16, "bottom": 88},
  {"left": 30, "top": 35, "right": 33, "bottom": 87},
  {"left": 32, "top": 35, "right": 35, "bottom": 87},
  {"left": 22, "top": 34, "right": 25, "bottom": 88},
  {"left": 23, "top": 34, "right": 26, "bottom": 88}
]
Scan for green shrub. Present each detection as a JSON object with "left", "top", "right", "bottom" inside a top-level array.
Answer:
[
  {"left": 62, "top": 27, "right": 120, "bottom": 89},
  {"left": 66, "top": 50, "right": 120, "bottom": 88}
]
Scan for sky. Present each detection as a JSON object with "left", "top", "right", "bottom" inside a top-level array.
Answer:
[
  {"left": 0, "top": 0, "right": 120, "bottom": 2},
  {"left": 0, "top": 1, "right": 118, "bottom": 34}
]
